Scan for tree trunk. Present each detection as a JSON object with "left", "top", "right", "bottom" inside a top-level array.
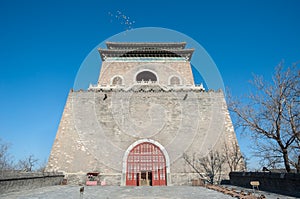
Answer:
[
  {"left": 297, "top": 155, "right": 300, "bottom": 174},
  {"left": 283, "top": 149, "right": 291, "bottom": 173},
  {"left": 210, "top": 174, "right": 214, "bottom": 184}
]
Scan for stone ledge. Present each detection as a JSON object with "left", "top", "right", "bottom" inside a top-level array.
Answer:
[{"left": 0, "top": 172, "right": 64, "bottom": 181}]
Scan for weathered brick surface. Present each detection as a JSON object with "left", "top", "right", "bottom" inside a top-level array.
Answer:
[{"left": 46, "top": 89, "right": 243, "bottom": 185}]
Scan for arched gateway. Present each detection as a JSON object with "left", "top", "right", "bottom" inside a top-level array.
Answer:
[{"left": 122, "top": 139, "right": 170, "bottom": 186}]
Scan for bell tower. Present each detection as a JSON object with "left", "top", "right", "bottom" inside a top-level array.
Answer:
[{"left": 46, "top": 41, "right": 244, "bottom": 186}]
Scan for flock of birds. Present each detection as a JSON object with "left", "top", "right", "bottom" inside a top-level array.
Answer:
[{"left": 108, "top": 10, "right": 135, "bottom": 31}]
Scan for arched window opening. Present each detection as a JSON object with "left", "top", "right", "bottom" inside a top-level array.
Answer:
[
  {"left": 112, "top": 76, "right": 123, "bottom": 86},
  {"left": 169, "top": 76, "right": 181, "bottom": 85},
  {"left": 136, "top": 71, "right": 157, "bottom": 82}
]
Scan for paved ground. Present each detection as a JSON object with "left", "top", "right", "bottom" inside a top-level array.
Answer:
[
  {"left": 0, "top": 186, "right": 298, "bottom": 199},
  {"left": 224, "top": 185, "right": 299, "bottom": 199}
]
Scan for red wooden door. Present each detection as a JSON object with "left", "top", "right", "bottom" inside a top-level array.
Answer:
[{"left": 126, "top": 142, "right": 167, "bottom": 186}]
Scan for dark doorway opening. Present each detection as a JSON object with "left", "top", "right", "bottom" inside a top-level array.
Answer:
[{"left": 139, "top": 171, "right": 152, "bottom": 186}]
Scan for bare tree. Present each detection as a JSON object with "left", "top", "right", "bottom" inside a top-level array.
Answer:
[
  {"left": 0, "top": 138, "right": 14, "bottom": 174},
  {"left": 228, "top": 63, "right": 300, "bottom": 173},
  {"left": 183, "top": 153, "right": 206, "bottom": 179},
  {"left": 224, "top": 141, "right": 245, "bottom": 172},
  {"left": 200, "top": 151, "right": 225, "bottom": 184},
  {"left": 243, "top": 153, "right": 249, "bottom": 171},
  {"left": 17, "top": 154, "right": 39, "bottom": 172},
  {"left": 36, "top": 159, "right": 48, "bottom": 172},
  {"left": 183, "top": 151, "right": 225, "bottom": 184}
]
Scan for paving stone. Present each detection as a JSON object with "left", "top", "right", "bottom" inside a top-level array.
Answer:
[
  {"left": 2, "top": 185, "right": 298, "bottom": 199},
  {"left": 0, "top": 186, "right": 233, "bottom": 199}
]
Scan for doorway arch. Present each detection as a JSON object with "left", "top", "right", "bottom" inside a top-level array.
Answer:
[{"left": 122, "top": 139, "right": 170, "bottom": 186}]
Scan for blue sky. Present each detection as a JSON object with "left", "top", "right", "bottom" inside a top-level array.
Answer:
[{"left": 0, "top": 0, "right": 299, "bottom": 169}]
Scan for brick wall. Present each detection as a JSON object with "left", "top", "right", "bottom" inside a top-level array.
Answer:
[
  {"left": 46, "top": 89, "right": 243, "bottom": 185},
  {"left": 0, "top": 172, "right": 64, "bottom": 194},
  {"left": 229, "top": 172, "right": 300, "bottom": 197},
  {"left": 98, "top": 61, "right": 195, "bottom": 87}
]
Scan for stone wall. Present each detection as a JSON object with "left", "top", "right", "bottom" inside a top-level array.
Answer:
[
  {"left": 229, "top": 172, "right": 300, "bottom": 197},
  {"left": 98, "top": 61, "right": 195, "bottom": 86},
  {"left": 46, "top": 88, "right": 243, "bottom": 185},
  {"left": 0, "top": 172, "right": 64, "bottom": 194}
]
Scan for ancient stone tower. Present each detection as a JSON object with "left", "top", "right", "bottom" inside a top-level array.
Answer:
[{"left": 46, "top": 42, "right": 244, "bottom": 185}]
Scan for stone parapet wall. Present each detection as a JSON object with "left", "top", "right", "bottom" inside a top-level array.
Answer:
[
  {"left": 229, "top": 172, "right": 300, "bottom": 197},
  {"left": 0, "top": 172, "right": 64, "bottom": 194}
]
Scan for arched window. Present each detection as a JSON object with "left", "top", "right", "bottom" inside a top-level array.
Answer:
[
  {"left": 169, "top": 76, "right": 181, "bottom": 85},
  {"left": 136, "top": 71, "right": 157, "bottom": 82},
  {"left": 111, "top": 76, "right": 123, "bottom": 86}
]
